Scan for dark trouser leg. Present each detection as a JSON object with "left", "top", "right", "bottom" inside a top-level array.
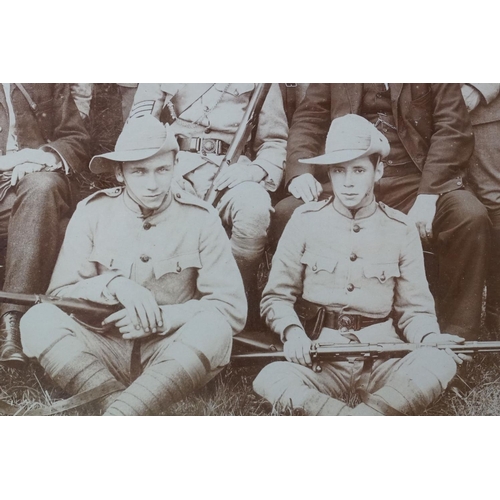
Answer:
[
  {"left": 376, "top": 174, "right": 490, "bottom": 339},
  {"left": 432, "top": 190, "right": 490, "bottom": 338},
  {"left": 485, "top": 208, "right": 500, "bottom": 333},
  {"left": 1, "top": 172, "right": 74, "bottom": 315}
]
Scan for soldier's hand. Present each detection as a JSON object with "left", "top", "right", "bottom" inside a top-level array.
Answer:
[
  {"left": 461, "top": 84, "right": 482, "bottom": 113},
  {"left": 10, "top": 162, "right": 45, "bottom": 186},
  {"left": 421, "top": 332, "right": 472, "bottom": 364},
  {"left": 213, "top": 163, "right": 266, "bottom": 191},
  {"left": 288, "top": 174, "right": 323, "bottom": 202},
  {"left": 407, "top": 194, "right": 439, "bottom": 245},
  {"left": 102, "top": 308, "right": 155, "bottom": 340},
  {"left": 283, "top": 326, "right": 312, "bottom": 367},
  {"left": 106, "top": 277, "right": 163, "bottom": 334}
]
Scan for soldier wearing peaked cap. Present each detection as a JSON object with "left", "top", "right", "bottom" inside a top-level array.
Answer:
[
  {"left": 20, "top": 116, "right": 247, "bottom": 416},
  {"left": 253, "top": 115, "right": 469, "bottom": 416}
]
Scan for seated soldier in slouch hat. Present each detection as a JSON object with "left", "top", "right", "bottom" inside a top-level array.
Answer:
[
  {"left": 253, "top": 115, "right": 468, "bottom": 416},
  {"left": 20, "top": 116, "right": 246, "bottom": 416}
]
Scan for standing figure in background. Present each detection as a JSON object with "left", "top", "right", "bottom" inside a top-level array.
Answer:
[
  {"left": 128, "top": 83, "right": 288, "bottom": 327},
  {"left": 0, "top": 83, "right": 90, "bottom": 367},
  {"left": 462, "top": 83, "right": 500, "bottom": 335}
]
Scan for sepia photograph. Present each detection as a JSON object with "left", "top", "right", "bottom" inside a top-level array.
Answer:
[{"left": 0, "top": 82, "right": 499, "bottom": 417}]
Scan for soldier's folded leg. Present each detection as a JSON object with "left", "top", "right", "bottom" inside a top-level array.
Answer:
[
  {"left": 20, "top": 303, "right": 126, "bottom": 412},
  {"left": 217, "top": 181, "right": 272, "bottom": 326},
  {"left": 104, "top": 310, "right": 233, "bottom": 416},
  {"left": 351, "top": 347, "right": 457, "bottom": 416},
  {"left": 253, "top": 360, "right": 352, "bottom": 415}
]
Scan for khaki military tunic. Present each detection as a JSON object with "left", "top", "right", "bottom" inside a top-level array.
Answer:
[
  {"left": 48, "top": 180, "right": 247, "bottom": 335},
  {"left": 261, "top": 196, "right": 440, "bottom": 343},
  {"left": 130, "top": 83, "right": 288, "bottom": 197}
]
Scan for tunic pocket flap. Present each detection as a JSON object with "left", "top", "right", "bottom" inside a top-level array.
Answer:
[
  {"left": 300, "top": 251, "right": 338, "bottom": 273},
  {"left": 88, "top": 251, "right": 133, "bottom": 275},
  {"left": 155, "top": 253, "right": 202, "bottom": 279},
  {"left": 363, "top": 262, "right": 400, "bottom": 283}
]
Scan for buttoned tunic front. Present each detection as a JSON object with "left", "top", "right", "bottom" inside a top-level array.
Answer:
[
  {"left": 261, "top": 196, "right": 440, "bottom": 344},
  {"left": 48, "top": 180, "right": 247, "bottom": 336}
]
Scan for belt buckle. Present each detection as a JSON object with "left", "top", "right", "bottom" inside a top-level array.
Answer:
[
  {"left": 201, "top": 138, "right": 221, "bottom": 155},
  {"left": 337, "top": 314, "right": 358, "bottom": 332}
]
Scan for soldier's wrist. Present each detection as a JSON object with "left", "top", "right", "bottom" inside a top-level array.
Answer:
[{"left": 284, "top": 325, "right": 307, "bottom": 342}]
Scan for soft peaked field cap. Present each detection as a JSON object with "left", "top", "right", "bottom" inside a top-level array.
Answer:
[
  {"left": 299, "top": 114, "right": 390, "bottom": 166},
  {"left": 90, "top": 115, "right": 179, "bottom": 174}
]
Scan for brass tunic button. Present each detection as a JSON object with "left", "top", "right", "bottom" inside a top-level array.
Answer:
[
  {"left": 350, "top": 253, "right": 357, "bottom": 262},
  {"left": 176, "top": 262, "right": 181, "bottom": 272},
  {"left": 353, "top": 224, "right": 360, "bottom": 233},
  {"left": 140, "top": 255, "right": 150, "bottom": 263},
  {"left": 388, "top": 160, "right": 393, "bottom": 165},
  {"left": 176, "top": 193, "right": 181, "bottom": 199},
  {"left": 143, "top": 222, "right": 152, "bottom": 230},
  {"left": 347, "top": 284, "right": 354, "bottom": 292},
  {"left": 312, "top": 264, "right": 318, "bottom": 271},
  {"left": 205, "top": 127, "right": 212, "bottom": 134},
  {"left": 340, "top": 327, "right": 348, "bottom": 333}
]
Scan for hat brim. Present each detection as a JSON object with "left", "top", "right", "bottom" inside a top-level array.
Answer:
[
  {"left": 89, "top": 138, "right": 177, "bottom": 174},
  {"left": 298, "top": 148, "right": 370, "bottom": 166}
]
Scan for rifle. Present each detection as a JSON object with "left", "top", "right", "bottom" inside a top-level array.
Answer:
[
  {"left": 203, "top": 83, "right": 273, "bottom": 206},
  {"left": 231, "top": 341, "right": 500, "bottom": 372},
  {"left": 0, "top": 291, "right": 119, "bottom": 328}
]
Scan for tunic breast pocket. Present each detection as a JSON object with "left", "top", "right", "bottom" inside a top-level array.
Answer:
[
  {"left": 363, "top": 262, "right": 400, "bottom": 284},
  {"left": 88, "top": 250, "right": 133, "bottom": 277},
  {"left": 300, "top": 251, "right": 339, "bottom": 289},
  {"left": 154, "top": 253, "right": 202, "bottom": 280}
]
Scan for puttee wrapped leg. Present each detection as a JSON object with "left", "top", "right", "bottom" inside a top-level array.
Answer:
[
  {"left": 253, "top": 361, "right": 351, "bottom": 415},
  {"left": 351, "top": 347, "right": 457, "bottom": 416},
  {"left": 21, "top": 304, "right": 125, "bottom": 412}
]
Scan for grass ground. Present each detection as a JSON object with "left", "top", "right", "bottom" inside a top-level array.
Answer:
[{"left": 2, "top": 344, "right": 500, "bottom": 416}]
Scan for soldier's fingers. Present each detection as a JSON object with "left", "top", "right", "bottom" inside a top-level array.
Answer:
[
  {"left": 216, "top": 178, "right": 232, "bottom": 191},
  {"left": 297, "top": 184, "right": 314, "bottom": 203},
  {"left": 114, "top": 316, "right": 133, "bottom": 328},
  {"left": 289, "top": 184, "right": 300, "bottom": 199},
  {"left": 135, "top": 303, "right": 152, "bottom": 333},
  {"left": 118, "top": 325, "right": 134, "bottom": 334},
  {"left": 143, "top": 299, "right": 162, "bottom": 333},
  {"left": 445, "top": 347, "right": 463, "bottom": 365},
  {"left": 425, "top": 223, "right": 433, "bottom": 240},
  {"left": 122, "top": 329, "right": 150, "bottom": 340},
  {"left": 102, "top": 309, "right": 128, "bottom": 325},
  {"left": 416, "top": 222, "right": 428, "bottom": 241},
  {"left": 315, "top": 181, "right": 324, "bottom": 196}
]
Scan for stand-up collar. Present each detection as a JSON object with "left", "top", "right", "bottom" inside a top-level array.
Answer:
[{"left": 332, "top": 196, "right": 377, "bottom": 220}]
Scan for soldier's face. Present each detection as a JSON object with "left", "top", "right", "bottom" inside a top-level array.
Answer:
[
  {"left": 115, "top": 151, "right": 176, "bottom": 211},
  {"left": 328, "top": 156, "right": 384, "bottom": 211}
]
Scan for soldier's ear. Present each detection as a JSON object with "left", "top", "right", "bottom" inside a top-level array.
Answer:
[
  {"left": 114, "top": 164, "right": 124, "bottom": 183},
  {"left": 374, "top": 158, "right": 384, "bottom": 183}
]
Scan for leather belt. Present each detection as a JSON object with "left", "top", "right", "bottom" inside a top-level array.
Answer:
[
  {"left": 178, "top": 137, "right": 229, "bottom": 156},
  {"left": 323, "top": 311, "right": 390, "bottom": 332}
]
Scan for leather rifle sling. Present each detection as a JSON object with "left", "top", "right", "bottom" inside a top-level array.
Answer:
[{"left": 0, "top": 379, "right": 125, "bottom": 416}]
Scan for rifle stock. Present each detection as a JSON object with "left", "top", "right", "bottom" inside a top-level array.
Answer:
[
  {"left": 204, "top": 83, "right": 272, "bottom": 206},
  {"left": 0, "top": 291, "right": 119, "bottom": 327}
]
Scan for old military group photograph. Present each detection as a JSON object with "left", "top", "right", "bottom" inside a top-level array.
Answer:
[{"left": 0, "top": 82, "right": 499, "bottom": 417}]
